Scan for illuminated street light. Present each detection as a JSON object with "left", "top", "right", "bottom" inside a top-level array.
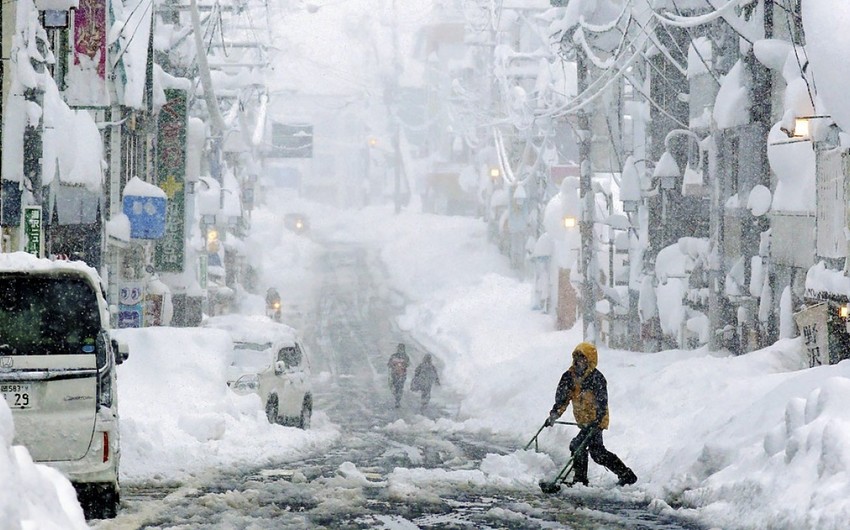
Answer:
[{"left": 563, "top": 216, "right": 577, "bottom": 229}]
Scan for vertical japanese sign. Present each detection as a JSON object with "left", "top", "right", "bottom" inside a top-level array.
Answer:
[
  {"left": 794, "top": 303, "right": 829, "bottom": 367},
  {"left": 69, "top": 0, "right": 108, "bottom": 106},
  {"left": 154, "top": 89, "right": 188, "bottom": 272},
  {"left": 22, "top": 206, "right": 43, "bottom": 257}
]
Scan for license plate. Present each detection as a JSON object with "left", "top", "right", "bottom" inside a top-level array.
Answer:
[{"left": 1, "top": 383, "right": 33, "bottom": 409}]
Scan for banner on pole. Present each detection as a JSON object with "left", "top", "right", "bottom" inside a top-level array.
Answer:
[
  {"left": 154, "top": 89, "right": 188, "bottom": 272},
  {"left": 67, "top": 0, "right": 109, "bottom": 106}
]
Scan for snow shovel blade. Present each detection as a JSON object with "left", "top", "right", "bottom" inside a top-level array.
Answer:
[{"left": 539, "top": 480, "right": 561, "bottom": 494}]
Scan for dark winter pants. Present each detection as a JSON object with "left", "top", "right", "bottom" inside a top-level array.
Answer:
[
  {"left": 418, "top": 385, "right": 432, "bottom": 408},
  {"left": 391, "top": 376, "right": 405, "bottom": 406},
  {"left": 570, "top": 427, "right": 630, "bottom": 482}
]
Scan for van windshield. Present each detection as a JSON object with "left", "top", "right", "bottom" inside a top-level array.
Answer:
[{"left": 0, "top": 273, "right": 101, "bottom": 356}]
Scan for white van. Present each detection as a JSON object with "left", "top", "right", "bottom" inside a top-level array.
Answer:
[{"left": 0, "top": 252, "right": 127, "bottom": 519}]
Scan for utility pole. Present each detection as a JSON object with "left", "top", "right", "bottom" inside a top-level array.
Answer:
[
  {"left": 390, "top": 0, "right": 402, "bottom": 214},
  {"left": 24, "top": 35, "right": 47, "bottom": 211},
  {"left": 576, "top": 53, "right": 597, "bottom": 342}
]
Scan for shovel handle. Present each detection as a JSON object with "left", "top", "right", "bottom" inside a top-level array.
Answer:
[
  {"left": 550, "top": 426, "right": 598, "bottom": 484},
  {"left": 524, "top": 423, "right": 547, "bottom": 451}
]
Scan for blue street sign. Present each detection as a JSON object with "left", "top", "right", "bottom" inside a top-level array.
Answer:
[{"left": 123, "top": 195, "right": 167, "bottom": 239}]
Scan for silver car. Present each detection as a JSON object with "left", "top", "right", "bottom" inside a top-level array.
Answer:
[{"left": 0, "top": 253, "right": 128, "bottom": 519}]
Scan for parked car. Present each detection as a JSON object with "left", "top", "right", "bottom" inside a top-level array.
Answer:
[
  {"left": 202, "top": 314, "right": 312, "bottom": 428},
  {"left": 0, "top": 252, "right": 128, "bottom": 520}
]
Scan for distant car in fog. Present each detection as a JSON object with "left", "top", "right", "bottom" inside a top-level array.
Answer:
[
  {"left": 202, "top": 314, "right": 313, "bottom": 429},
  {"left": 284, "top": 213, "right": 310, "bottom": 234}
]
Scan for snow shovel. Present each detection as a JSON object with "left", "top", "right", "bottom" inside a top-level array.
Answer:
[
  {"left": 524, "top": 420, "right": 580, "bottom": 452},
  {"left": 524, "top": 423, "right": 546, "bottom": 451},
  {"left": 538, "top": 426, "right": 596, "bottom": 494}
]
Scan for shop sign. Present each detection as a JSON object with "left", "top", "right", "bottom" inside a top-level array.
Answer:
[
  {"left": 154, "top": 89, "right": 188, "bottom": 272},
  {"left": 795, "top": 303, "right": 829, "bottom": 367},
  {"left": 22, "top": 206, "right": 43, "bottom": 257}
]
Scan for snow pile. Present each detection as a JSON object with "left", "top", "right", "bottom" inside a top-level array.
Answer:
[
  {"left": 0, "top": 400, "right": 89, "bottom": 529},
  {"left": 112, "top": 327, "right": 338, "bottom": 481}
]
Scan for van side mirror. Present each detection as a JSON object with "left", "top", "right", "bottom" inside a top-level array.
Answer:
[{"left": 111, "top": 338, "right": 130, "bottom": 365}]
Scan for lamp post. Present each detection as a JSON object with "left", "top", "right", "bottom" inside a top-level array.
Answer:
[{"left": 655, "top": 128, "right": 723, "bottom": 350}]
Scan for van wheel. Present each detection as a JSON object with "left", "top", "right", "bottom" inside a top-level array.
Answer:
[
  {"left": 77, "top": 482, "right": 119, "bottom": 520},
  {"left": 298, "top": 394, "right": 312, "bottom": 430},
  {"left": 265, "top": 395, "right": 280, "bottom": 424}
]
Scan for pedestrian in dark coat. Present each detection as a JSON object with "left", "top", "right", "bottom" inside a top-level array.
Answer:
[
  {"left": 410, "top": 354, "right": 440, "bottom": 411},
  {"left": 544, "top": 342, "right": 637, "bottom": 487},
  {"left": 387, "top": 343, "right": 410, "bottom": 408}
]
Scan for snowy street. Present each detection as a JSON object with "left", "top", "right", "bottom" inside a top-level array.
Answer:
[{"left": 93, "top": 239, "right": 702, "bottom": 529}]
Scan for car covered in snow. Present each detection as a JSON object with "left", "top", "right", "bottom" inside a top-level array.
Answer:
[
  {"left": 202, "top": 314, "right": 313, "bottom": 429},
  {"left": 0, "top": 252, "right": 128, "bottom": 519}
]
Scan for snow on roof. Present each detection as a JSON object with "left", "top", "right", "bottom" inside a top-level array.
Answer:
[
  {"left": 0, "top": 251, "right": 103, "bottom": 284},
  {"left": 123, "top": 176, "right": 167, "bottom": 199},
  {"left": 196, "top": 176, "right": 221, "bottom": 216},
  {"left": 806, "top": 261, "right": 850, "bottom": 298},
  {"left": 713, "top": 59, "right": 750, "bottom": 130},
  {"left": 0, "top": 252, "right": 109, "bottom": 324}
]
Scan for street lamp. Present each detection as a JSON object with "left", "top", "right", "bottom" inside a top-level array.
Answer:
[
  {"left": 489, "top": 167, "right": 501, "bottom": 180},
  {"left": 563, "top": 215, "right": 577, "bottom": 229},
  {"left": 778, "top": 115, "right": 830, "bottom": 140},
  {"left": 206, "top": 227, "right": 220, "bottom": 253},
  {"left": 654, "top": 129, "right": 708, "bottom": 196},
  {"left": 653, "top": 151, "right": 681, "bottom": 190}
]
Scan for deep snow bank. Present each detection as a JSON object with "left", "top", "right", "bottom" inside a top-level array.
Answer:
[
  {"left": 0, "top": 399, "right": 89, "bottom": 529},
  {"left": 113, "top": 327, "right": 339, "bottom": 482}
]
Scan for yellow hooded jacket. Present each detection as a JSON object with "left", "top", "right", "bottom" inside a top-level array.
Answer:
[{"left": 549, "top": 342, "right": 610, "bottom": 429}]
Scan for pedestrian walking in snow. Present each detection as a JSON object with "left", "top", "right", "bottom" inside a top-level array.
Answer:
[
  {"left": 544, "top": 342, "right": 637, "bottom": 487},
  {"left": 410, "top": 354, "right": 440, "bottom": 411},
  {"left": 387, "top": 343, "right": 410, "bottom": 408}
]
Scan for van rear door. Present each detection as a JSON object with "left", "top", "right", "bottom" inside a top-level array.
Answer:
[{"left": 2, "top": 354, "right": 98, "bottom": 461}]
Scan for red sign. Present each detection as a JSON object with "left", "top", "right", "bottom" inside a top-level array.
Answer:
[{"left": 70, "top": 0, "right": 107, "bottom": 105}]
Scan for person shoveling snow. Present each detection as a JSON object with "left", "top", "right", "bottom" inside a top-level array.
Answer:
[{"left": 541, "top": 342, "right": 637, "bottom": 490}]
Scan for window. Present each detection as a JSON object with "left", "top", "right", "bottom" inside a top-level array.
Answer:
[
  {"left": 0, "top": 274, "right": 101, "bottom": 356},
  {"left": 277, "top": 344, "right": 302, "bottom": 368}
]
